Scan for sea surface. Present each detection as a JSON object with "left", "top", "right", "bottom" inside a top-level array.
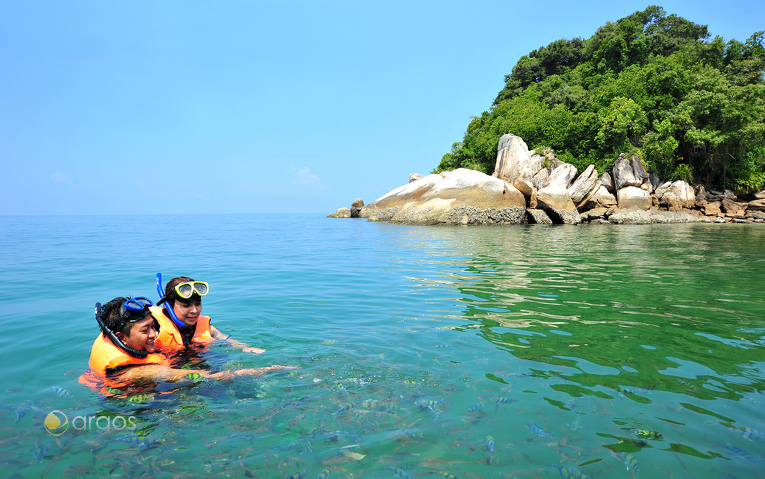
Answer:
[{"left": 1, "top": 214, "right": 764, "bottom": 479}]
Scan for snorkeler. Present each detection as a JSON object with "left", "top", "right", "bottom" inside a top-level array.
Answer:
[
  {"left": 80, "top": 296, "right": 294, "bottom": 390},
  {"left": 150, "top": 274, "right": 264, "bottom": 353}
]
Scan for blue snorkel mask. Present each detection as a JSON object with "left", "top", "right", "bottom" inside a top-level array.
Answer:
[
  {"left": 95, "top": 298, "right": 156, "bottom": 359},
  {"left": 156, "top": 273, "right": 186, "bottom": 328}
]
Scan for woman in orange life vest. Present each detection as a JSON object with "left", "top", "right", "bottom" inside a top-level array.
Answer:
[
  {"left": 82, "top": 296, "right": 295, "bottom": 389},
  {"left": 151, "top": 274, "right": 264, "bottom": 353}
]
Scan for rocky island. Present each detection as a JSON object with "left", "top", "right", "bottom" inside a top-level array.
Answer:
[{"left": 329, "top": 134, "right": 765, "bottom": 225}]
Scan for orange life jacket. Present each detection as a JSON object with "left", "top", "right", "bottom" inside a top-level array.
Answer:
[
  {"left": 79, "top": 333, "right": 168, "bottom": 396},
  {"left": 149, "top": 306, "right": 214, "bottom": 349},
  {"left": 86, "top": 333, "right": 166, "bottom": 376}
]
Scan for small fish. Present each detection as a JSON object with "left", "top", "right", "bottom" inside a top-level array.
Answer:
[
  {"left": 723, "top": 444, "right": 756, "bottom": 463},
  {"left": 555, "top": 465, "right": 592, "bottom": 479},
  {"left": 324, "top": 430, "right": 360, "bottom": 441},
  {"left": 617, "top": 452, "right": 639, "bottom": 479},
  {"left": 391, "top": 466, "right": 416, "bottom": 479},
  {"left": 5, "top": 386, "right": 21, "bottom": 394},
  {"left": 185, "top": 373, "right": 205, "bottom": 381},
  {"left": 730, "top": 425, "right": 765, "bottom": 442},
  {"left": 128, "top": 394, "right": 151, "bottom": 403},
  {"left": 566, "top": 412, "right": 583, "bottom": 431},
  {"left": 286, "top": 472, "right": 306, "bottom": 479},
  {"left": 334, "top": 403, "right": 355, "bottom": 416},
  {"left": 317, "top": 469, "right": 331, "bottom": 479},
  {"left": 63, "top": 369, "right": 77, "bottom": 376},
  {"left": 632, "top": 429, "right": 662, "bottom": 439},
  {"left": 486, "top": 435, "right": 495, "bottom": 464},
  {"left": 528, "top": 421, "right": 554, "bottom": 439},
  {"left": 30, "top": 442, "right": 53, "bottom": 463},
  {"left": 438, "top": 473, "right": 458, "bottom": 479},
  {"left": 467, "top": 401, "right": 485, "bottom": 413},
  {"left": 565, "top": 397, "right": 582, "bottom": 409},
  {"left": 493, "top": 397, "right": 517, "bottom": 405}
]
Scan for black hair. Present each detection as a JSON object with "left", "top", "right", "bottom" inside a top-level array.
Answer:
[{"left": 100, "top": 297, "right": 133, "bottom": 336}]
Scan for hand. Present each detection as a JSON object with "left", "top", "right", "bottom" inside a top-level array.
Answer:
[{"left": 242, "top": 347, "right": 266, "bottom": 354}]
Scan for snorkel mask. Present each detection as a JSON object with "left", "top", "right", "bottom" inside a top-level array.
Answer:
[
  {"left": 95, "top": 297, "right": 158, "bottom": 359},
  {"left": 156, "top": 273, "right": 209, "bottom": 328}
]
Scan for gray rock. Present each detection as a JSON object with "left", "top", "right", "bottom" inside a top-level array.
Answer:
[
  {"left": 409, "top": 174, "right": 424, "bottom": 183},
  {"left": 537, "top": 186, "right": 581, "bottom": 224},
  {"left": 600, "top": 172, "right": 614, "bottom": 193},
  {"left": 493, "top": 133, "right": 535, "bottom": 196},
  {"left": 612, "top": 153, "right": 647, "bottom": 190},
  {"left": 350, "top": 198, "right": 365, "bottom": 217},
  {"left": 532, "top": 168, "right": 549, "bottom": 190},
  {"left": 363, "top": 168, "right": 527, "bottom": 225},
  {"left": 617, "top": 186, "right": 651, "bottom": 210},
  {"left": 580, "top": 207, "right": 612, "bottom": 222},
  {"left": 582, "top": 185, "right": 616, "bottom": 209},
  {"left": 748, "top": 199, "right": 765, "bottom": 212},
  {"left": 545, "top": 163, "right": 578, "bottom": 190},
  {"left": 609, "top": 209, "right": 653, "bottom": 224},
  {"left": 526, "top": 208, "right": 553, "bottom": 225},
  {"left": 658, "top": 180, "right": 695, "bottom": 209},
  {"left": 327, "top": 207, "right": 351, "bottom": 218},
  {"left": 567, "top": 164, "right": 600, "bottom": 204},
  {"left": 704, "top": 201, "right": 722, "bottom": 216}
]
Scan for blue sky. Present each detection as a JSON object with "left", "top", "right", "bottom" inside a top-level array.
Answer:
[{"left": 1, "top": 1, "right": 762, "bottom": 215}]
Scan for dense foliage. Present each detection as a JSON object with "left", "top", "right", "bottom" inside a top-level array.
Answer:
[{"left": 436, "top": 6, "right": 765, "bottom": 191}]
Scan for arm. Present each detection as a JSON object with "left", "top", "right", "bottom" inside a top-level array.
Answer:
[
  {"left": 113, "top": 363, "right": 297, "bottom": 383},
  {"left": 210, "top": 325, "right": 265, "bottom": 354}
]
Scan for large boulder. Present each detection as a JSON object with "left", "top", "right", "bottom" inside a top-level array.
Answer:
[
  {"left": 536, "top": 186, "right": 582, "bottom": 224},
  {"left": 658, "top": 180, "right": 695, "bottom": 209},
  {"left": 360, "top": 174, "right": 445, "bottom": 221},
  {"left": 567, "top": 165, "right": 600, "bottom": 205},
  {"left": 350, "top": 198, "right": 365, "bottom": 218},
  {"left": 600, "top": 172, "right": 615, "bottom": 193},
  {"left": 546, "top": 163, "right": 578, "bottom": 190},
  {"left": 364, "top": 168, "right": 526, "bottom": 225},
  {"left": 327, "top": 207, "right": 351, "bottom": 218},
  {"left": 493, "top": 134, "right": 535, "bottom": 196},
  {"left": 532, "top": 168, "right": 549, "bottom": 190},
  {"left": 409, "top": 173, "right": 424, "bottom": 183},
  {"left": 612, "top": 153, "right": 647, "bottom": 190},
  {"left": 617, "top": 186, "right": 651, "bottom": 210},
  {"left": 583, "top": 185, "right": 617, "bottom": 209}
]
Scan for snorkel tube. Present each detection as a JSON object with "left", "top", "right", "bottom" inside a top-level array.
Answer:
[
  {"left": 156, "top": 273, "right": 185, "bottom": 328},
  {"left": 94, "top": 302, "right": 148, "bottom": 359}
]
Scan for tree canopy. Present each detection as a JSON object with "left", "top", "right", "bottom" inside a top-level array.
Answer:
[{"left": 436, "top": 6, "right": 765, "bottom": 192}]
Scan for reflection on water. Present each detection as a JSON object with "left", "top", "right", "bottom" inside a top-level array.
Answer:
[{"left": 1, "top": 217, "right": 764, "bottom": 478}]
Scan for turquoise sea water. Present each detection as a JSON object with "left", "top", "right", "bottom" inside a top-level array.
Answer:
[{"left": 1, "top": 214, "right": 764, "bottom": 478}]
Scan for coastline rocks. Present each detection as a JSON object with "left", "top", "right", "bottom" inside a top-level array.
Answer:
[
  {"left": 617, "top": 186, "right": 651, "bottom": 210},
  {"left": 361, "top": 169, "right": 526, "bottom": 225},
  {"left": 526, "top": 209, "right": 553, "bottom": 225},
  {"left": 493, "top": 133, "right": 535, "bottom": 196},
  {"left": 335, "top": 133, "right": 762, "bottom": 226},
  {"left": 613, "top": 153, "right": 647, "bottom": 190},
  {"left": 568, "top": 164, "right": 601, "bottom": 205},
  {"left": 537, "top": 186, "right": 582, "bottom": 224},
  {"left": 327, "top": 207, "right": 351, "bottom": 218},
  {"left": 545, "top": 163, "right": 578, "bottom": 190},
  {"left": 351, "top": 198, "right": 365, "bottom": 218}
]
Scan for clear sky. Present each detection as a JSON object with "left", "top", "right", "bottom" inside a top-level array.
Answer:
[{"left": 1, "top": 1, "right": 762, "bottom": 215}]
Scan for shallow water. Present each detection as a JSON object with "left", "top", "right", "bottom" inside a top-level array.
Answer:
[{"left": 1, "top": 215, "right": 764, "bottom": 478}]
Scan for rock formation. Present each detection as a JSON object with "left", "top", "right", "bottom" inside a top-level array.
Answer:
[{"left": 331, "top": 133, "right": 765, "bottom": 225}]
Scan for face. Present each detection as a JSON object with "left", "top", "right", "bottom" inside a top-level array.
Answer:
[
  {"left": 172, "top": 299, "right": 202, "bottom": 326},
  {"left": 118, "top": 314, "right": 158, "bottom": 353}
]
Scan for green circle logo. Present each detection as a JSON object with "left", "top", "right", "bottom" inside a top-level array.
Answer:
[{"left": 44, "top": 410, "right": 68, "bottom": 436}]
